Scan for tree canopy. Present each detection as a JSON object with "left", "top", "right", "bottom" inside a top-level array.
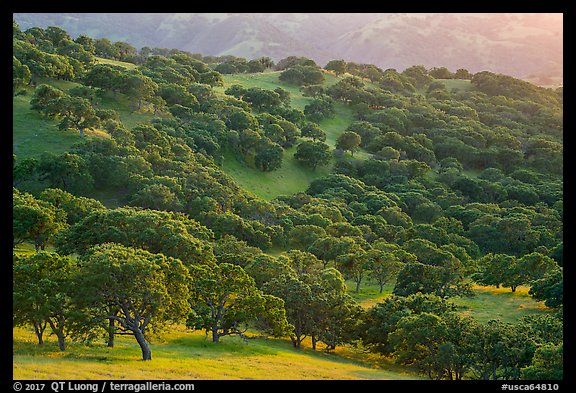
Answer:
[{"left": 12, "top": 21, "right": 563, "bottom": 379}]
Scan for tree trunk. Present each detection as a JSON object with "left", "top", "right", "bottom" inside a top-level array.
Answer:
[
  {"left": 47, "top": 318, "right": 66, "bottom": 351},
  {"left": 57, "top": 332, "right": 66, "bottom": 351},
  {"left": 107, "top": 319, "right": 115, "bottom": 348},
  {"left": 212, "top": 326, "right": 220, "bottom": 343},
  {"left": 33, "top": 321, "right": 46, "bottom": 345},
  {"left": 290, "top": 334, "right": 303, "bottom": 348},
  {"left": 134, "top": 328, "right": 151, "bottom": 360},
  {"left": 35, "top": 328, "right": 44, "bottom": 345},
  {"left": 311, "top": 335, "right": 317, "bottom": 350}
]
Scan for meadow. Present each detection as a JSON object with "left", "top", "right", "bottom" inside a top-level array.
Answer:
[
  {"left": 13, "top": 276, "right": 549, "bottom": 380},
  {"left": 218, "top": 71, "right": 360, "bottom": 199},
  {"left": 12, "top": 325, "right": 419, "bottom": 380}
]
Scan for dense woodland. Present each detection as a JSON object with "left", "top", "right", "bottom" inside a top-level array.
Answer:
[{"left": 12, "top": 22, "right": 563, "bottom": 380}]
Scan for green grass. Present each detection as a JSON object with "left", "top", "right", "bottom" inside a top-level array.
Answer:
[
  {"left": 14, "top": 70, "right": 356, "bottom": 199},
  {"left": 347, "top": 280, "right": 551, "bottom": 324},
  {"left": 95, "top": 56, "right": 138, "bottom": 70},
  {"left": 451, "top": 284, "right": 551, "bottom": 324},
  {"left": 218, "top": 70, "right": 342, "bottom": 112},
  {"left": 13, "top": 326, "right": 420, "bottom": 380},
  {"left": 13, "top": 76, "right": 160, "bottom": 160},
  {"left": 218, "top": 71, "right": 355, "bottom": 145},
  {"left": 436, "top": 78, "right": 473, "bottom": 92},
  {"left": 221, "top": 147, "right": 333, "bottom": 200},
  {"left": 346, "top": 280, "right": 395, "bottom": 309},
  {"left": 14, "top": 281, "right": 547, "bottom": 380},
  {"left": 218, "top": 71, "right": 357, "bottom": 199},
  {"left": 13, "top": 92, "right": 88, "bottom": 160}
]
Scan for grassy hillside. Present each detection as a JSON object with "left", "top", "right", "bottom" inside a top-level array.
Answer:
[
  {"left": 451, "top": 284, "right": 551, "bottom": 324},
  {"left": 346, "top": 280, "right": 551, "bottom": 324},
  {"left": 217, "top": 70, "right": 343, "bottom": 111},
  {"left": 13, "top": 70, "right": 355, "bottom": 200},
  {"left": 13, "top": 75, "right": 158, "bottom": 161},
  {"left": 13, "top": 55, "right": 156, "bottom": 161},
  {"left": 221, "top": 147, "right": 334, "bottom": 200},
  {"left": 95, "top": 56, "right": 138, "bottom": 70},
  {"left": 437, "top": 78, "right": 473, "bottom": 91},
  {"left": 13, "top": 92, "right": 86, "bottom": 160},
  {"left": 13, "top": 326, "right": 420, "bottom": 380},
  {"left": 217, "top": 71, "right": 356, "bottom": 199},
  {"left": 13, "top": 62, "right": 558, "bottom": 380},
  {"left": 13, "top": 275, "right": 549, "bottom": 380}
]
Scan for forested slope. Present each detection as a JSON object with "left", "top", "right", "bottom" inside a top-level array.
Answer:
[{"left": 12, "top": 21, "right": 563, "bottom": 381}]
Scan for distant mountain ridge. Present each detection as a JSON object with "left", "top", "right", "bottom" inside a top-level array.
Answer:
[{"left": 13, "top": 13, "right": 563, "bottom": 85}]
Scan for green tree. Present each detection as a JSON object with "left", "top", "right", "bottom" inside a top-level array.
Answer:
[
  {"left": 13, "top": 252, "right": 78, "bottom": 350},
  {"left": 521, "top": 343, "right": 563, "bottom": 380},
  {"left": 310, "top": 268, "right": 363, "bottom": 350},
  {"left": 429, "top": 67, "right": 454, "bottom": 79},
  {"left": 76, "top": 243, "right": 191, "bottom": 360},
  {"left": 254, "top": 143, "right": 283, "bottom": 172},
  {"left": 75, "top": 34, "right": 96, "bottom": 55},
  {"left": 158, "top": 83, "right": 198, "bottom": 108},
  {"left": 81, "top": 63, "right": 124, "bottom": 92},
  {"left": 325, "top": 59, "right": 347, "bottom": 75},
  {"left": 360, "top": 293, "right": 457, "bottom": 356},
  {"left": 13, "top": 188, "right": 67, "bottom": 251},
  {"left": 394, "top": 259, "right": 471, "bottom": 298},
  {"left": 29, "top": 83, "right": 65, "bottom": 115},
  {"left": 336, "top": 250, "right": 369, "bottom": 293},
  {"left": 300, "top": 122, "right": 326, "bottom": 142},
  {"left": 365, "top": 249, "right": 403, "bottom": 294},
  {"left": 294, "top": 141, "right": 331, "bottom": 171},
  {"left": 55, "top": 207, "right": 214, "bottom": 266},
  {"left": 279, "top": 65, "right": 324, "bottom": 86},
  {"left": 304, "top": 97, "right": 335, "bottom": 122},
  {"left": 390, "top": 312, "right": 450, "bottom": 379},
  {"left": 335, "top": 131, "right": 361, "bottom": 156},
  {"left": 529, "top": 269, "right": 563, "bottom": 308},
  {"left": 13, "top": 56, "right": 31, "bottom": 93},
  {"left": 466, "top": 319, "right": 537, "bottom": 380},
  {"left": 454, "top": 68, "right": 473, "bottom": 79},
  {"left": 120, "top": 70, "right": 158, "bottom": 110},
  {"left": 243, "top": 87, "right": 282, "bottom": 110},
  {"left": 94, "top": 38, "right": 120, "bottom": 59},
  {"left": 38, "top": 188, "right": 106, "bottom": 225},
  {"left": 517, "top": 252, "right": 558, "bottom": 285},
  {"left": 263, "top": 274, "right": 314, "bottom": 348},
  {"left": 130, "top": 183, "right": 184, "bottom": 212},
  {"left": 187, "top": 263, "right": 291, "bottom": 342},
  {"left": 52, "top": 96, "right": 100, "bottom": 137},
  {"left": 281, "top": 249, "right": 324, "bottom": 277},
  {"left": 36, "top": 152, "right": 95, "bottom": 195},
  {"left": 288, "top": 225, "right": 327, "bottom": 251},
  {"left": 402, "top": 65, "right": 433, "bottom": 89},
  {"left": 244, "top": 254, "right": 295, "bottom": 288}
]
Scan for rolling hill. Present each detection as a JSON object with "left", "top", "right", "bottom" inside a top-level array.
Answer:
[
  {"left": 13, "top": 13, "right": 563, "bottom": 84},
  {"left": 12, "top": 21, "right": 563, "bottom": 381}
]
